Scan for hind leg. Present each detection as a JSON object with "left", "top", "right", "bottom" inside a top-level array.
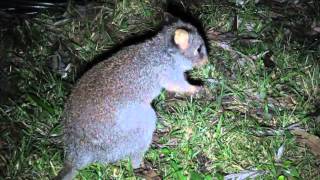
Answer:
[
  {"left": 117, "top": 104, "right": 156, "bottom": 169},
  {"left": 56, "top": 150, "right": 94, "bottom": 180},
  {"left": 132, "top": 106, "right": 156, "bottom": 169},
  {"left": 55, "top": 161, "right": 78, "bottom": 180},
  {"left": 129, "top": 127, "right": 154, "bottom": 169},
  {"left": 130, "top": 152, "right": 144, "bottom": 169}
]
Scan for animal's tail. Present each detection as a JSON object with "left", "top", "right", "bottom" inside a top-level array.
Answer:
[{"left": 54, "top": 162, "right": 76, "bottom": 180}]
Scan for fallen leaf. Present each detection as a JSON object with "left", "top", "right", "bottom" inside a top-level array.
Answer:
[
  {"left": 224, "top": 170, "right": 267, "bottom": 180},
  {"left": 263, "top": 51, "right": 276, "bottom": 69},
  {"left": 206, "top": 28, "right": 236, "bottom": 42},
  {"left": 313, "top": 27, "right": 320, "bottom": 33},
  {"left": 291, "top": 129, "right": 320, "bottom": 159},
  {"left": 251, "top": 122, "right": 302, "bottom": 136},
  {"left": 134, "top": 161, "right": 161, "bottom": 180},
  {"left": 275, "top": 143, "right": 285, "bottom": 162},
  {"left": 196, "top": 153, "right": 212, "bottom": 173},
  {"left": 135, "top": 169, "right": 161, "bottom": 180},
  {"left": 231, "top": 13, "right": 238, "bottom": 32}
]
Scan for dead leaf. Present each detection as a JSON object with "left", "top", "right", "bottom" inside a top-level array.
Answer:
[
  {"left": 152, "top": 128, "right": 177, "bottom": 148},
  {"left": 206, "top": 28, "right": 236, "bottom": 42},
  {"left": 275, "top": 143, "right": 285, "bottom": 162},
  {"left": 135, "top": 169, "right": 161, "bottom": 180},
  {"left": 251, "top": 122, "right": 302, "bottom": 137},
  {"left": 196, "top": 153, "right": 212, "bottom": 173},
  {"left": 313, "top": 27, "right": 320, "bottom": 33},
  {"left": 263, "top": 51, "right": 276, "bottom": 69},
  {"left": 224, "top": 170, "right": 267, "bottom": 180},
  {"left": 291, "top": 129, "right": 320, "bottom": 159},
  {"left": 238, "top": 38, "right": 263, "bottom": 47},
  {"left": 231, "top": 13, "right": 238, "bottom": 32},
  {"left": 134, "top": 161, "right": 161, "bottom": 180}
]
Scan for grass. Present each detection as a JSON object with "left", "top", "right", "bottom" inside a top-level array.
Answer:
[{"left": 0, "top": 0, "right": 320, "bottom": 179}]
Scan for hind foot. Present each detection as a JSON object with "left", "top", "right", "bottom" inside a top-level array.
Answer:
[{"left": 130, "top": 153, "right": 145, "bottom": 169}]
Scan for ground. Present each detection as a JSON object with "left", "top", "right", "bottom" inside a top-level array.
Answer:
[{"left": 0, "top": 0, "right": 319, "bottom": 179}]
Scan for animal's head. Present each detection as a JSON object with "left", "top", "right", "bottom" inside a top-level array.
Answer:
[{"left": 162, "top": 13, "right": 208, "bottom": 68}]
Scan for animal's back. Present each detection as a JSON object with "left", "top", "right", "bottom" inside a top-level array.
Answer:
[
  {"left": 64, "top": 42, "right": 157, "bottom": 124},
  {"left": 62, "top": 41, "right": 162, "bottom": 156}
]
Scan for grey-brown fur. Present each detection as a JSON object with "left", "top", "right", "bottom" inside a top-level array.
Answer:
[{"left": 56, "top": 14, "right": 208, "bottom": 180}]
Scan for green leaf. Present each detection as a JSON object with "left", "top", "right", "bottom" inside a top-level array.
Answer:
[
  {"left": 27, "top": 93, "right": 54, "bottom": 114},
  {"left": 278, "top": 175, "right": 286, "bottom": 180},
  {"left": 189, "top": 171, "right": 204, "bottom": 180}
]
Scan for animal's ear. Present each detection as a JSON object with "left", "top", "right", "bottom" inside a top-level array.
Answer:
[
  {"left": 163, "top": 12, "right": 178, "bottom": 24},
  {"left": 173, "top": 28, "right": 189, "bottom": 50}
]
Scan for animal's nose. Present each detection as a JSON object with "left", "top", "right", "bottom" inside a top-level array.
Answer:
[
  {"left": 201, "top": 56, "right": 209, "bottom": 65},
  {"left": 197, "top": 56, "right": 208, "bottom": 67}
]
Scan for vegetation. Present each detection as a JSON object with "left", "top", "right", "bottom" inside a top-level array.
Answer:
[{"left": 0, "top": 0, "right": 319, "bottom": 179}]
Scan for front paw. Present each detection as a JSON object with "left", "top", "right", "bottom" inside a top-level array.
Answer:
[
  {"left": 168, "top": 86, "right": 206, "bottom": 99},
  {"left": 186, "top": 86, "right": 202, "bottom": 96},
  {"left": 188, "top": 86, "right": 212, "bottom": 99}
]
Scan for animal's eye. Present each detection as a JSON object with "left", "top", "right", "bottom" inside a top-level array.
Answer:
[
  {"left": 197, "top": 44, "right": 202, "bottom": 54},
  {"left": 194, "top": 44, "right": 203, "bottom": 56}
]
